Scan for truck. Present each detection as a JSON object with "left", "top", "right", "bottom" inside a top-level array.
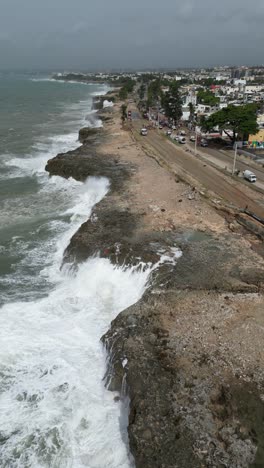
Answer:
[{"left": 243, "top": 170, "right": 257, "bottom": 183}]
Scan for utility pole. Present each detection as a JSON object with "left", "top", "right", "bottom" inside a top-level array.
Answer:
[
  {"left": 195, "top": 131, "right": 198, "bottom": 155},
  {"left": 232, "top": 142, "right": 238, "bottom": 175}
]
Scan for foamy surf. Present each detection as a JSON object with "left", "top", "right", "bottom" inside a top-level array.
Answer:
[
  {"left": 0, "top": 239, "right": 181, "bottom": 468},
  {"left": 0, "top": 174, "right": 182, "bottom": 468},
  {"left": 0, "top": 175, "right": 182, "bottom": 467},
  {"left": 0, "top": 74, "right": 183, "bottom": 468}
]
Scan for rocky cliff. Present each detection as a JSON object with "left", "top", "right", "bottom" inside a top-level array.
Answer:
[{"left": 46, "top": 110, "right": 264, "bottom": 468}]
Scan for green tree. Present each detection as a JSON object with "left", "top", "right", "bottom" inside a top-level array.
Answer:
[
  {"left": 119, "top": 87, "right": 128, "bottom": 100},
  {"left": 162, "top": 82, "right": 182, "bottom": 124},
  {"left": 201, "top": 104, "right": 258, "bottom": 143},
  {"left": 197, "top": 89, "right": 220, "bottom": 106},
  {"left": 147, "top": 79, "right": 162, "bottom": 107},
  {"left": 138, "top": 83, "right": 146, "bottom": 100},
  {"left": 121, "top": 104, "right": 127, "bottom": 124},
  {"left": 119, "top": 78, "right": 135, "bottom": 100}
]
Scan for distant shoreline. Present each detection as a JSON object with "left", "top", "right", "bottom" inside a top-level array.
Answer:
[{"left": 52, "top": 73, "right": 114, "bottom": 87}]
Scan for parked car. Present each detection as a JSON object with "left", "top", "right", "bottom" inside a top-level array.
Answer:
[
  {"left": 178, "top": 136, "right": 186, "bottom": 144},
  {"left": 166, "top": 130, "right": 172, "bottom": 136},
  {"left": 159, "top": 125, "right": 163, "bottom": 129},
  {"left": 180, "top": 130, "right": 186, "bottom": 136},
  {"left": 190, "top": 135, "right": 196, "bottom": 142},
  {"left": 141, "top": 128, "right": 148, "bottom": 136},
  {"left": 201, "top": 140, "right": 208, "bottom": 147},
  {"left": 174, "top": 135, "right": 180, "bottom": 141}
]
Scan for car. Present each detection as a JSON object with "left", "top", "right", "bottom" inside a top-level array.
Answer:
[
  {"left": 201, "top": 140, "right": 208, "bottom": 147},
  {"left": 159, "top": 125, "right": 163, "bottom": 129},
  {"left": 190, "top": 135, "right": 196, "bottom": 142},
  {"left": 178, "top": 136, "right": 186, "bottom": 144},
  {"left": 166, "top": 130, "right": 172, "bottom": 136},
  {"left": 180, "top": 130, "right": 186, "bottom": 136},
  {"left": 174, "top": 135, "right": 180, "bottom": 141},
  {"left": 141, "top": 128, "right": 148, "bottom": 136}
]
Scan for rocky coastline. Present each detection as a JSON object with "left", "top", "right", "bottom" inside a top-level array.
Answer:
[{"left": 46, "top": 99, "right": 264, "bottom": 467}]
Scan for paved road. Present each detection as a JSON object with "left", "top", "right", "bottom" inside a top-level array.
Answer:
[
  {"left": 133, "top": 122, "right": 264, "bottom": 218},
  {"left": 194, "top": 144, "right": 264, "bottom": 187}
]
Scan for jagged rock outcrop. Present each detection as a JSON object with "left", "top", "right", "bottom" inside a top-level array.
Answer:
[{"left": 45, "top": 117, "right": 264, "bottom": 468}]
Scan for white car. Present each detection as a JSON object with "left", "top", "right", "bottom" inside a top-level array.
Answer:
[
  {"left": 174, "top": 135, "right": 180, "bottom": 141},
  {"left": 179, "top": 137, "right": 186, "bottom": 144},
  {"left": 141, "top": 128, "right": 148, "bottom": 136},
  {"left": 190, "top": 135, "right": 196, "bottom": 142},
  {"left": 166, "top": 130, "right": 172, "bottom": 136}
]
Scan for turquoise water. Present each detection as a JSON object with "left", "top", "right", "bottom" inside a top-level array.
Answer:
[{"left": 0, "top": 73, "right": 106, "bottom": 305}]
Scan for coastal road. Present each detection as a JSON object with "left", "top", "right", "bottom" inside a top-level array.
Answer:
[
  {"left": 132, "top": 121, "right": 264, "bottom": 218},
  {"left": 191, "top": 144, "right": 264, "bottom": 190}
]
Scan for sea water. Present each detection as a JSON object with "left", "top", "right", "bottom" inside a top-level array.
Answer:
[{"left": 0, "top": 73, "right": 180, "bottom": 467}]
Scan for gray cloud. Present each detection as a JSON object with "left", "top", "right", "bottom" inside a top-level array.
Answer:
[{"left": 0, "top": 0, "right": 263, "bottom": 70}]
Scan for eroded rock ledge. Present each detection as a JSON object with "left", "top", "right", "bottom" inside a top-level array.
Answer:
[{"left": 46, "top": 116, "right": 264, "bottom": 468}]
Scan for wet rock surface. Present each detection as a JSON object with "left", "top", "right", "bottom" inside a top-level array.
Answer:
[
  {"left": 45, "top": 130, "right": 131, "bottom": 192},
  {"left": 46, "top": 118, "right": 264, "bottom": 468}
]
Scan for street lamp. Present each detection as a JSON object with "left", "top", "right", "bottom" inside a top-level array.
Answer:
[
  {"left": 195, "top": 131, "right": 198, "bottom": 155},
  {"left": 232, "top": 142, "right": 238, "bottom": 175}
]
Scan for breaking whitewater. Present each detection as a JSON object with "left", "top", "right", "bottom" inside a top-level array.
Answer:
[
  {"left": 0, "top": 76, "right": 138, "bottom": 467},
  {"left": 0, "top": 74, "right": 182, "bottom": 468}
]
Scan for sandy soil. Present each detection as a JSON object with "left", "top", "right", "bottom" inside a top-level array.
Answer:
[{"left": 100, "top": 103, "right": 229, "bottom": 236}]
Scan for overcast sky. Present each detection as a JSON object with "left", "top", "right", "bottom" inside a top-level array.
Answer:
[{"left": 0, "top": 0, "right": 263, "bottom": 70}]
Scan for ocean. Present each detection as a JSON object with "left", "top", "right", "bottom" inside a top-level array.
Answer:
[{"left": 0, "top": 73, "right": 150, "bottom": 467}]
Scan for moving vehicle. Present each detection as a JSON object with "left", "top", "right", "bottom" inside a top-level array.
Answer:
[
  {"left": 243, "top": 170, "right": 257, "bottom": 183},
  {"left": 141, "top": 128, "right": 148, "bottom": 136}
]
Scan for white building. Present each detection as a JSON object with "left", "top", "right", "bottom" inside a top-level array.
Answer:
[{"left": 185, "top": 90, "right": 197, "bottom": 106}]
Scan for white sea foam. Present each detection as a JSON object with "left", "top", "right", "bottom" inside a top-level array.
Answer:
[
  {"left": 0, "top": 173, "right": 182, "bottom": 468},
  {"left": 0, "top": 79, "right": 182, "bottom": 467},
  {"left": 0, "top": 259, "right": 150, "bottom": 467},
  {"left": 0, "top": 175, "right": 182, "bottom": 467},
  {"left": 103, "top": 100, "right": 114, "bottom": 108},
  {"left": 90, "top": 89, "right": 108, "bottom": 97},
  {"left": 30, "top": 78, "right": 90, "bottom": 86},
  {"left": 4, "top": 132, "right": 79, "bottom": 178}
]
